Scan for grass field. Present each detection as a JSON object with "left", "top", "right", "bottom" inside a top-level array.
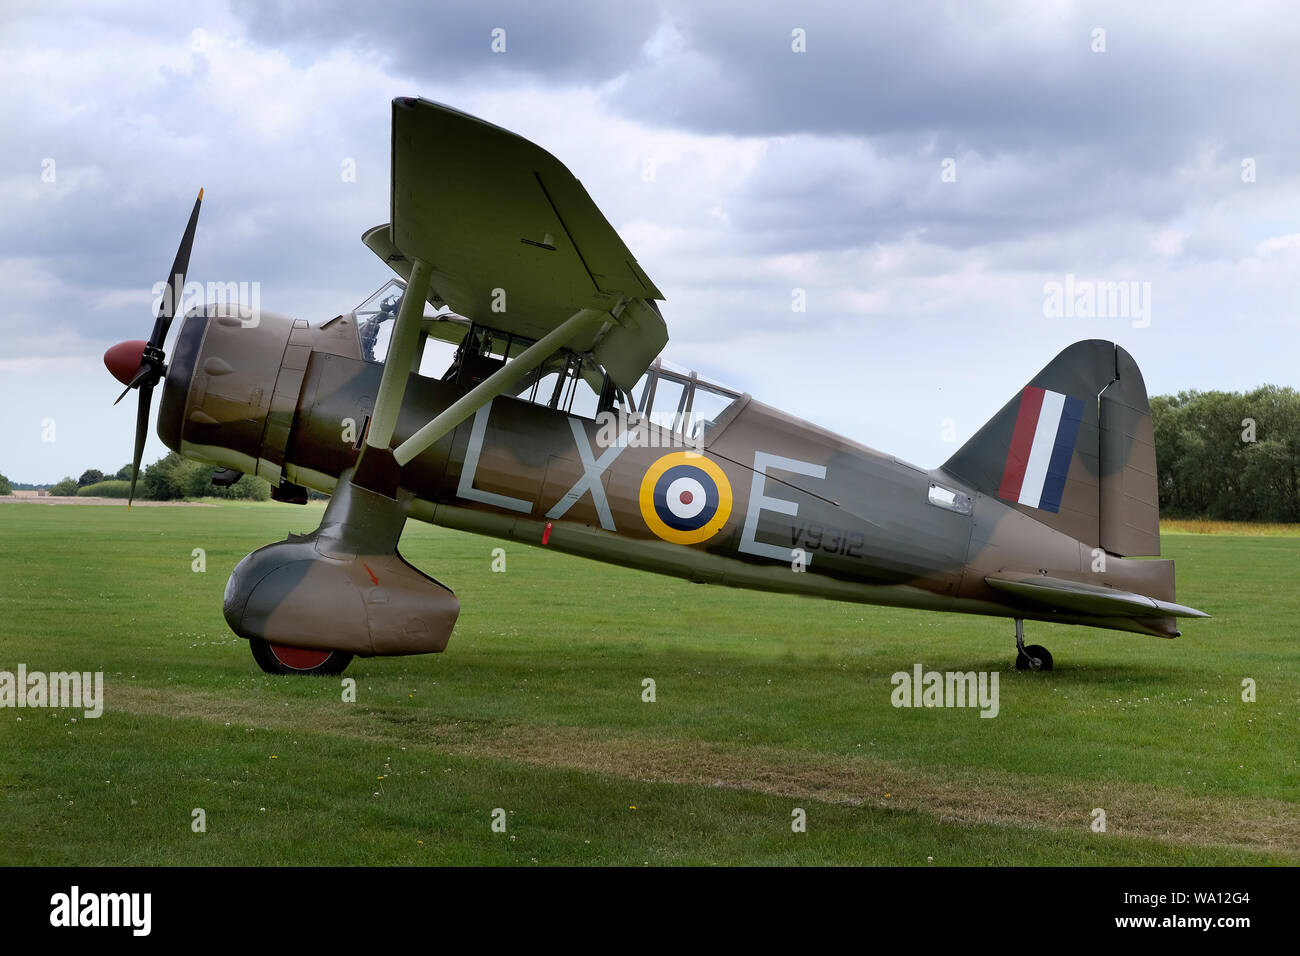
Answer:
[{"left": 1, "top": 500, "right": 1297, "bottom": 865}]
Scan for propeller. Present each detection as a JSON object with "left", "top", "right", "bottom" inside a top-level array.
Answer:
[{"left": 104, "top": 188, "right": 204, "bottom": 505}]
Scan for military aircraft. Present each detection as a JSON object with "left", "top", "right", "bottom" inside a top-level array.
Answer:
[{"left": 104, "top": 96, "right": 1207, "bottom": 676}]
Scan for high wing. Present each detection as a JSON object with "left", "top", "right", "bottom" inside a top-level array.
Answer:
[{"left": 362, "top": 96, "right": 667, "bottom": 389}]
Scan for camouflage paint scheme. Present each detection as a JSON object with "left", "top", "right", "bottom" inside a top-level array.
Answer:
[
  {"left": 159, "top": 306, "right": 1202, "bottom": 658},
  {"left": 131, "top": 98, "right": 1205, "bottom": 671}
]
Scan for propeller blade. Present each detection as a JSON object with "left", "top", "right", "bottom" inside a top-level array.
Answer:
[
  {"left": 126, "top": 361, "right": 155, "bottom": 389},
  {"left": 147, "top": 187, "right": 204, "bottom": 351},
  {"left": 111, "top": 359, "right": 158, "bottom": 405},
  {"left": 116, "top": 189, "right": 202, "bottom": 506},
  {"left": 128, "top": 383, "right": 154, "bottom": 507}
]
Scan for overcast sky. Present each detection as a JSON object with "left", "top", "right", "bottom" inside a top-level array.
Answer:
[{"left": 2, "top": 0, "right": 1297, "bottom": 484}]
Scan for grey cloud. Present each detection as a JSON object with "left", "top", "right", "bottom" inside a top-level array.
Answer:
[
  {"left": 219, "top": 0, "right": 1300, "bottom": 259},
  {"left": 229, "top": 0, "right": 664, "bottom": 85},
  {"left": 228, "top": 0, "right": 1300, "bottom": 165}
]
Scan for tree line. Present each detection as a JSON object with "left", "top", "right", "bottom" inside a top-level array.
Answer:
[
  {"left": 33, "top": 455, "right": 270, "bottom": 501},
  {"left": 1151, "top": 386, "right": 1300, "bottom": 522}
]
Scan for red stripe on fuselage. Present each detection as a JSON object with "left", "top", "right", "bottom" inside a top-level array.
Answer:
[{"left": 998, "top": 385, "right": 1045, "bottom": 502}]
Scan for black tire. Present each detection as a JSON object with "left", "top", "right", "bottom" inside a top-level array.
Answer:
[
  {"left": 1015, "top": 644, "right": 1053, "bottom": 672},
  {"left": 249, "top": 638, "right": 354, "bottom": 676}
]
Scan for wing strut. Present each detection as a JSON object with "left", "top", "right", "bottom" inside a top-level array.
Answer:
[
  {"left": 390, "top": 301, "right": 620, "bottom": 466},
  {"left": 365, "top": 258, "right": 434, "bottom": 454}
]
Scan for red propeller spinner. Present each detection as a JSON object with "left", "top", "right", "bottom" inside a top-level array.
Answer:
[{"left": 104, "top": 339, "right": 149, "bottom": 387}]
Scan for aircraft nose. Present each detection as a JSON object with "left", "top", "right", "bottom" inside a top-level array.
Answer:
[{"left": 104, "top": 339, "right": 148, "bottom": 386}]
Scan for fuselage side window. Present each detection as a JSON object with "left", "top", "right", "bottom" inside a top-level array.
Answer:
[{"left": 927, "top": 482, "right": 972, "bottom": 515}]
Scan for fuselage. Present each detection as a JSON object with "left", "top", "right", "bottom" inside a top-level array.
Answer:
[{"left": 159, "top": 305, "right": 1176, "bottom": 636}]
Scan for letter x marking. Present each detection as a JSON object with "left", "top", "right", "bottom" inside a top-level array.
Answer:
[{"left": 546, "top": 418, "right": 631, "bottom": 531}]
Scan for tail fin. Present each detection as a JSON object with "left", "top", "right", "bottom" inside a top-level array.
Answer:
[{"left": 940, "top": 340, "right": 1160, "bottom": 556}]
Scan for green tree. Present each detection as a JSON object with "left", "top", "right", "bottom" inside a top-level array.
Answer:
[
  {"left": 77, "top": 469, "right": 105, "bottom": 487},
  {"left": 0, "top": 472, "right": 11, "bottom": 495},
  {"left": 232, "top": 473, "right": 272, "bottom": 501},
  {"left": 140, "top": 453, "right": 185, "bottom": 500},
  {"left": 1152, "top": 385, "right": 1300, "bottom": 521},
  {"left": 50, "top": 476, "right": 79, "bottom": 496}
]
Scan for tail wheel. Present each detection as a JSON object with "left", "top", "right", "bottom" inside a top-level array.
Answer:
[
  {"left": 1015, "top": 644, "right": 1054, "bottom": 672},
  {"left": 249, "top": 638, "right": 354, "bottom": 676}
]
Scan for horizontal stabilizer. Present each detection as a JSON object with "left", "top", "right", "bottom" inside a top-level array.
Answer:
[{"left": 985, "top": 573, "right": 1209, "bottom": 619}]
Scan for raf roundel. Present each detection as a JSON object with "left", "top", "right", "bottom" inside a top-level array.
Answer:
[{"left": 639, "top": 452, "right": 733, "bottom": 545}]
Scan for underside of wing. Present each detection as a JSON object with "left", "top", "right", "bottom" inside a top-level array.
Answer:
[
  {"left": 364, "top": 97, "right": 667, "bottom": 388},
  {"left": 985, "top": 572, "right": 1209, "bottom": 619}
]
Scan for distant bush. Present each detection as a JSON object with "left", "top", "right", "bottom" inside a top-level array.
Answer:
[
  {"left": 140, "top": 452, "right": 271, "bottom": 501},
  {"left": 0, "top": 473, "right": 10, "bottom": 496},
  {"left": 229, "top": 473, "right": 272, "bottom": 501},
  {"left": 77, "top": 480, "right": 132, "bottom": 498},
  {"left": 49, "top": 477, "right": 79, "bottom": 496}
]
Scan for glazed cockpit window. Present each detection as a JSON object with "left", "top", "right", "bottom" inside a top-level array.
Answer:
[
  {"left": 620, "top": 362, "right": 741, "bottom": 442},
  {"left": 689, "top": 381, "right": 737, "bottom": 440},
  {"left": 927, "top": 482, "right": 972, "bottom": 515}
]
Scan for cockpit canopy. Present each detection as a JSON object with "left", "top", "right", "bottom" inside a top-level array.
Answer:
[{"left": 351, "top": 278, "right": 742, "bottom": 443}]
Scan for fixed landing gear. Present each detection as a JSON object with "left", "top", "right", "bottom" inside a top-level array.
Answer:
[
  {"left": 249, "top": 638, "right": 354, "bottom": 676},
  {"left": 1013, "top": 618, "right": 1053, "bottom": 672}
]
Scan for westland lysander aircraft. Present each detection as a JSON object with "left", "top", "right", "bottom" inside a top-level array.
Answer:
[{"left": 105, "top": 97, "right": 1206, "bottom": 676}]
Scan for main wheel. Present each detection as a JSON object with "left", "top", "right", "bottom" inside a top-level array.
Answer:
[
  {"left": 249, "top": 638, "right": 354, "bottom": 676},
  {"left": 1015, "top": 644, "right": 1053, "bottom": 672}
]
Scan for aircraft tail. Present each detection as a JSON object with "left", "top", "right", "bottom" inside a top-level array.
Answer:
[{"left": 941, "top": 340, "right": 1160, "bottom": 556}]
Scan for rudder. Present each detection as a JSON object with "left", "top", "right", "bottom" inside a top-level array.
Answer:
[{"left": 940, "top": 339, "right": 1160, "bottom": 556}]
